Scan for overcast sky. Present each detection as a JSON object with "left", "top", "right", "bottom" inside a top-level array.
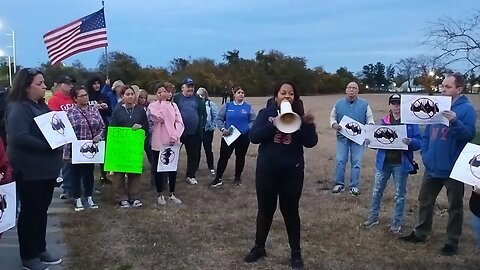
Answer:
[{"left": 0, "top": 0, "right": 477, "bottom": 73}]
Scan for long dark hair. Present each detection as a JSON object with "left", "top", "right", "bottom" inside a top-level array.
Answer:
[
  {"left": 8, "top": 68, "right": 45, "bottom": 103},
  {"left": 273, "top": 80, "right": 304, "bottom": 116}
]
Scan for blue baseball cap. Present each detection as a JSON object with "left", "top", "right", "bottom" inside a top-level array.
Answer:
[{"left": 183, "top": 77, "right": 195, "bottom": 85}]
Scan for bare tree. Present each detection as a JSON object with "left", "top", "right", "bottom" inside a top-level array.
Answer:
[
  {"left": 396, "top": 57, "right": 417, "bottom": 92},
  {"left": 425, "top": 10, "right": 480, "bottom": 74}
]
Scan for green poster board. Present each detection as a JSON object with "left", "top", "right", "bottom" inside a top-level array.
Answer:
[{"left": 104, "top": 127, "right": 145, "bottom": 174}]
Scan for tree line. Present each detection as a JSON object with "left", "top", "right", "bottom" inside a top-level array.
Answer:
[{"left": 0, "top": 10, "right": 479, "bottom": 96}]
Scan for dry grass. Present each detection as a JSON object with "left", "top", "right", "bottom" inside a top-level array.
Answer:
[{"left": 61, "top": 94, "right": 480, "bottom": 270}]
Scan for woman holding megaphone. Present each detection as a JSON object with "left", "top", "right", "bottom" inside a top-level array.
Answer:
[{"left": 244, "top": 81, "right": 317, "bottom": 269}]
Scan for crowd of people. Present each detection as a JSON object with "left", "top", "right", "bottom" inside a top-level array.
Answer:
[{"left": 0, "top": 68, "right": 479, "bottom": 269}]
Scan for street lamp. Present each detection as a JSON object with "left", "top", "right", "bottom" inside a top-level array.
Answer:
[
  {"left": 0, "top": 22, "right": 16, "bottom": 74},
  {"left": 0, "top": 49, "right": 12, "bottom": 87}
]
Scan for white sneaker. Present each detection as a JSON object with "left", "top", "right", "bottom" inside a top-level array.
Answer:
[
  {"left": 74, "top": 198, "right": 84, "bottom": 212},
  {"left": 132, "top": 199, "right": 143, "bottom": 208},
  {"left": 186, "top": 177, "right": 198, "bottom": 185},
  {"left": 86, "top": 196, "right": 99, "bottom": 209},
  {"left": 119, "top": 200, "right": 130, "bottom": 208},
  {"left": 169, "top": 194, "right": 182, "bottom": 204},
  {"left": 157, "top": 195, "right": 166, "bottom": 205}
]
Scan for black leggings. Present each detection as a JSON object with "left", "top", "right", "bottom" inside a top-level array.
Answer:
[
  {"left": 152, "top": 150, "right": 177, "bottom": 194},
  {"left": 215, "top": 132, "right": 250, "bottom": 179},
  {"left": 254, "top": 164, "right": 304, "bottom": 252}
]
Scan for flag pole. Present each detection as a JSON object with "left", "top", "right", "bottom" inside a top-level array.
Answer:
[{"left": 102, "top": 0, "right": 109, "bottom": 80}]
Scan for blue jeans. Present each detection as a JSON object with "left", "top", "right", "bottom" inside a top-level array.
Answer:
[
  {"left": 334, "top": 139, "right": 364, "bottom": 188},
  {"left": 472, "top": 214, "right": 480, "bottom": 249},
  {"left": 60, "top": 162, "right": 72, "bottom": 194},
  {"left": 368, "top": 164, "right": 408, "bottom": 226}
]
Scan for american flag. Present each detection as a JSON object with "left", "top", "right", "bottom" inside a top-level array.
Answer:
[{"left": 43, "top": 8, "right": 108, "bottom": 65}]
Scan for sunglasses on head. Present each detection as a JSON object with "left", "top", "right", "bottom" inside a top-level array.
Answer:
[{"left": 26, "top": 68, "right": 40, "bottom": 75}]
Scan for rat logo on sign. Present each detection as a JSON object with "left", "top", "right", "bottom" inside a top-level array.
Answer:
[
  {"left": 374, "top": 127, "right": 398, "bottom": 144},
  {"left": 0, "top": 193, "right": 7, "bottom": 220},
  {"left": 51, "top": 113, "right": 66, "bottom": 135},
  {"left": 80, "top": 142, "right": 100, "bottom": 159},
  {"left": 345, "top": 122, "right": 362, "bottom": 136},
  {"left": 469, "top": 154, "right": 480, "bottom": 180},
  {"left": 161, "top": 147, "right": 176, "bottom": 165},
  {"left": 410, "top": 98, "right": 440, "bottom": 119}
]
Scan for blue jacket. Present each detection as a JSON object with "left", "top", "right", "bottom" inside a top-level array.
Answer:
[
  {"left": 421, "top": 95, "right": 477, "bottom": 178},
  {"left": 204, "top": 99, "right": 218, "bottom": 131},
  {"left": 375, "top": 114, "right": 422, "bottom": 172},
  {"left": 101, "top": 84, "right": 120, "bottom": 110}
]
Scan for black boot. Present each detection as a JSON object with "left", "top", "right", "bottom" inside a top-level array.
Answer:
[
  {"left": 290, "top": 250, "right": 304, "bottom": 269},
  {"left": 244, "top": 246, "right": 266, "bottom": 263}
]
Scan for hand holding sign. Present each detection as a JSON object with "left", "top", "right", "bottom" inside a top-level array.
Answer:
[
  {"left": 104, "top": 127, "right": 145, "bottom": 174},
  {"left": 338, "top": 116, "right": 365, "bottom": 145}
]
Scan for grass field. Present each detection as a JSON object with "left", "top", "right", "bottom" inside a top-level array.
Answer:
[{"left": 60, "top": 93, "right": 480, "bottom": 270}]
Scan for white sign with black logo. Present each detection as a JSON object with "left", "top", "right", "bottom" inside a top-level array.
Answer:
[
  {"left": 450, "top": 143, "right": 480, "bottom": 186},
  {"left": 365, "top": 125, "right": 408, "bottom": 150},
  {"left": 0, "top": 182, "right": 16, "bottom": 234},
  {"left": 400, "top": 95, "right": 451, "bottom": 126},
  {"left": 34, "top": 111, "right": 77, "bottom": 149},
  {"left": 71, "top": 140, "right": 106, "bottom": 164},
  {"left": 338, "top": 115, "right": 366, "bottom": 145},
  {"left": 157, "top": 144, "right": 181, "bottom": 172}
]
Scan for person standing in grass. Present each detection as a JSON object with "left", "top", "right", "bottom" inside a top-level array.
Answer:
[
  {"left": 148, "top": 82, "right": 185, "bottom": 205},
  {"left": 86, "top": 76, "right": 112, "bottom": 185},
  {"left": 399, "top": 73, "right": 477, "bottom": 256},
  {"left": 362, "top": 94, "right": 422, "bottom": 234},
  {"left": 470, "top": 185, "right": 480, "bottom": 250},
  {"left": 6, "top": 68, "right": 63, "bottom": 270},
  {"left": 66, "top": 86, "right": 105, "bottom": 212},
  {"left": 209, "top": 86, "right": 256, "bottom": 187},
  {"left": 109, "top": 85, "right": 149, "bottom": 208},
  {"left": 196, "top": 87, "right": 218, "bottom": 175},
  {"left": 329, "top": 81, "right": 374, "bottom": 196},
  {"left": 244, "top": 81, "right": 317, "bottom": 269}
]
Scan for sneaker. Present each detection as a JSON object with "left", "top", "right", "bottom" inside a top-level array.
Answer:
[
  {"left": 210, "top": 169, "right": 215, "bottom": 175},
  {"left": 169, "top": 194, "right": 182, "bottom": 204},
  {"left": 39, "top": 251, "right": 62, "bottom": 265},
  {"left": 119, "top": 200, "right": 130, "bottom": 208},
  {"left": 244, "top": 246, "right": 266, "bottom": 263},
  {"left": 362, "top": 218, "right": 379, "bottom": 228},
  {"left": 349, "top": 187, "right": 361, "bottom": 196},
  {"left": 332, "top": 185, "right": 345, "bottom": 194},
  {"left": 234, "top": 177, "right": 242, "bottom": 186},
  {"left": 86, "top": 196, "right": 98, "bottom": 209},
  {"left": 440, "top": 244, "right": 458, "bottom": 256},
  {"left": 186, "top": 177, "right": 198, "bottom": 185},
  {"left": 399, "top": 231, "right": 425, "bottom": 243},
  {"left": 389, "top": 224, "right": 402, "bottom": 234},
  {"left": 131, "top": 199, "right": 143, "bottom": 208},
  {"left": 59, "top": 192, "right": 69, "bottom": 200},
  {"left": 94, "top": 188, "right": 102, "bottom": 195},
  {"left": 74, "top": 198, "right": 84, "bottom": 212},
  {"left": 209, "top": 178, "right": 223, "bottom": 188},
  {"left": 290, "top": 251, "right": 304, "bottom": 269},
  {"left": 157, "top": 195, "right": 166, "bottom": 205},
  {"left": 22, "top": 258, "right": 49, "bottom": 270}
]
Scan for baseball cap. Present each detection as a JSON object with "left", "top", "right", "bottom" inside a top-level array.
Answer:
[
  {"left": 183, "top": 77, "right": 195, "bottom": 86},
  {"left": 56, "top": 75, "right": 76, "bottom": 84},
  {"left": 389, "top": 94, "right": 401, "bottom": 104}
]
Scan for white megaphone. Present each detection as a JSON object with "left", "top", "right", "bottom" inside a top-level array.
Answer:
[{"left": 276, "top": 100, "right": 302, "bottom": 134}]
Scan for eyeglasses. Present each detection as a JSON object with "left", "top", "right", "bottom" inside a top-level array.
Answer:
[
  {"left": 346, "top": 86, "right": 358, "bottom": 89},
  {"left": 77, "top": 93, "right": 88, "bottom": 98}
]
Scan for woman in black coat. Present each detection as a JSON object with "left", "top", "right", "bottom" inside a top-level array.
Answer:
[{"left": 6, "top": 68, "right": 63, "bottom": 270}]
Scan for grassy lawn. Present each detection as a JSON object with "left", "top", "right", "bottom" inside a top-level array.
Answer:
[{"left": 59, "top": 95, "right": 480, "bottom": 270}]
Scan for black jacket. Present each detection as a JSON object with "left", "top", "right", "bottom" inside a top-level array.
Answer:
[
  {"left": 88, "top": 90, "right": 112, "bottom": 125},
  {"left": 110, "top": 104, "right": 148, "bottom": 133},
  {"left": 5, "top": 100, "right": 62, "bottom": 181},
  {"left": 249, "top": 104, "right": 317, "bottom": 169}
]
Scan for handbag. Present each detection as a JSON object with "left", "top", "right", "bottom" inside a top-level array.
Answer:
[{"left": 404, "top": 152, "right": 419, "bottom": 175}]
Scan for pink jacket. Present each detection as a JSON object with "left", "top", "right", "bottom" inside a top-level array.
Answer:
[{"left": 148, "top": 101, "right": 185, "bottom": 151}]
